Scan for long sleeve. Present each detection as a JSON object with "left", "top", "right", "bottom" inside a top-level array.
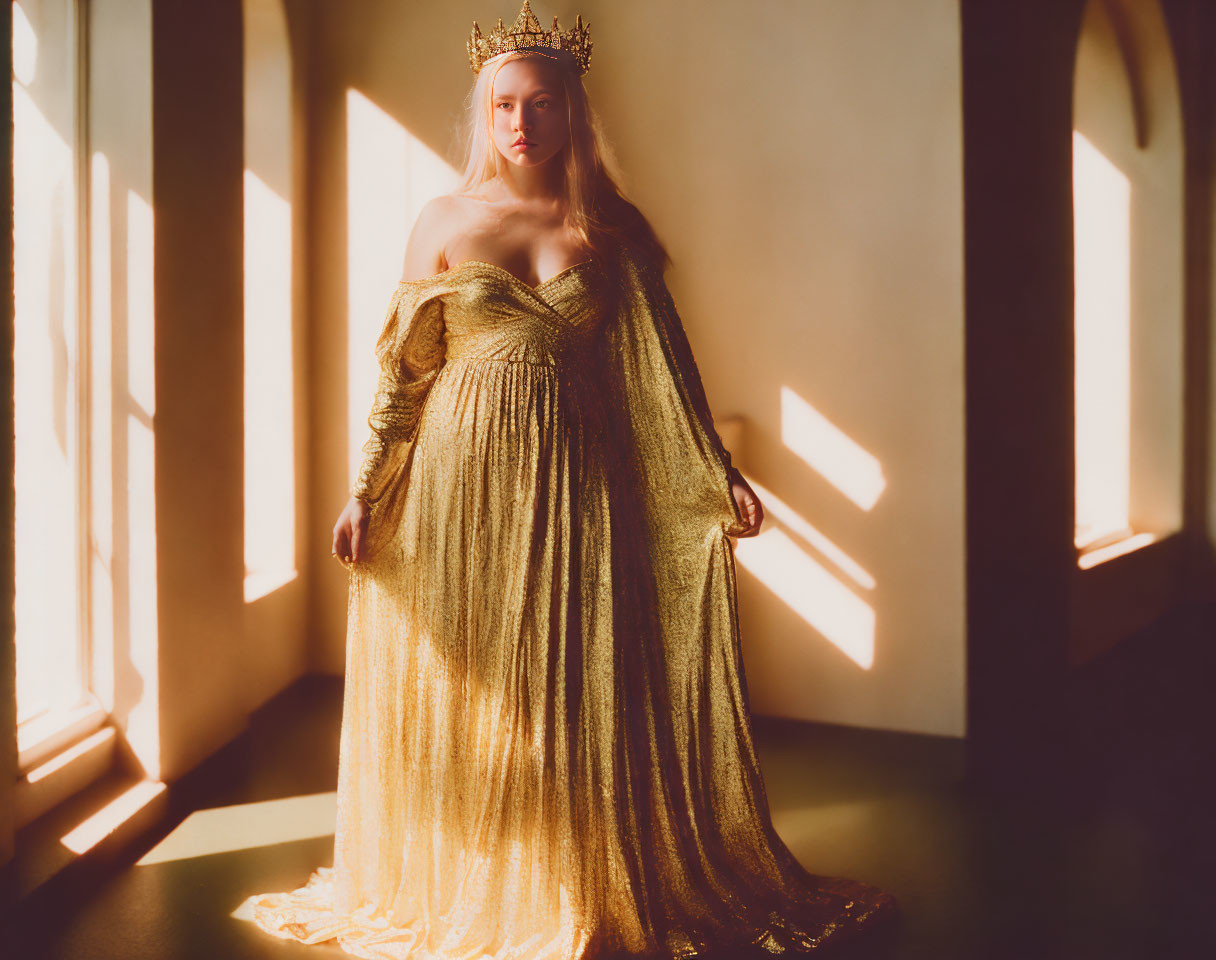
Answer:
[
  {"left": 601, "top": 247, "right": 746, "bottom": 549},
  {"left": 351, "top": 281, "right": 447, "bottom": 505}
]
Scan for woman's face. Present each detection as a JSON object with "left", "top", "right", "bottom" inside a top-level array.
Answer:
[{"left": 489, "top": 57, "right": 569, "bottom": 169}]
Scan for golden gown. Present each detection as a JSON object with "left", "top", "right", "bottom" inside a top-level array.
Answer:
[{"left": 245, "top": 248, "right": 897, "bottom": 958}]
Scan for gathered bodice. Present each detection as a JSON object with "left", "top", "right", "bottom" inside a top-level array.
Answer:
[
  {"left": 351, "top": 256, "right": 612, "bottom": 505},
  {"left": 417, "top": 258, "right": 609, "bottom": 368}
]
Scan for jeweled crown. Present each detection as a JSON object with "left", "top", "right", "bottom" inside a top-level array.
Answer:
[{"left": 467, "top": 0, "right": 593, "bottom": 76}]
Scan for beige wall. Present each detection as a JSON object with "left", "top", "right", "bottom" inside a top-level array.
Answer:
[
  {"left": 152, "top": 0, "right": 318, "bottom": 781},
  {"left": 89, "top": 0, "right": 158, "bottom": 770},
  {"left": 305, "top": 0, "right": 966, "bottom": 738},
  {"left": 151, "top": 0, "right": 251, "bottom": 780},
  {"left": 239, "top": 0, "right": 316, "bottom": 733},
  {"left": 83, "top": 0, "right": 315, "bottom": 782},
  {"left": 594, "top": 1, "right": 965, "bottom": 737},
  {"left": 0, "top": 0, "right": 317, "bottom": 863}
]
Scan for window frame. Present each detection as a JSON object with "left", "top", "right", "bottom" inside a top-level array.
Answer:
[{"left": 12, "top": 0, "right": 110, "bottom": 798}]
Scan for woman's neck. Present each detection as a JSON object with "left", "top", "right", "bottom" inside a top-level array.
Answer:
[{"left": 497, "top": 158, "right": 564, "bottom": 202}]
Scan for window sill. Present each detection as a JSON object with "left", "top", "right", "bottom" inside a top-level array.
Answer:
[
  {"left": 244, "top": 567, "right": 299, "bottom": 602},
  {"left": 7, "top": 768, "right": 167, "bottom": 909},
  {"left": 1076, "top": 530, "right": 1159, "bottom": 569},
  {"left": 14, "top": 721, "right": 119, "bottom": 831},
  {"left": 18, "top": 699, "right": 108, "bottom": 774}
]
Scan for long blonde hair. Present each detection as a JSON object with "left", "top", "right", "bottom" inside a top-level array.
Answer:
[{"left": 455, "top": 50, "right": 669, "bottom": 272}]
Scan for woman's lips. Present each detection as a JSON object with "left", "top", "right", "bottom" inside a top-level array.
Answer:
[{"left": 512, "top": 139, "right": 535, "bottom": 148}]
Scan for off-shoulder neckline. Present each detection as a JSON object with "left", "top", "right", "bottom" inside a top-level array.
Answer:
[{"left": 398, "top": 258, "right": 596, "bottom": 293}]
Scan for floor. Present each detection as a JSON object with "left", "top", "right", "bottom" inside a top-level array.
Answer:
[{"left": 3, "top": 602, "right": 1213, "bottom": 960}]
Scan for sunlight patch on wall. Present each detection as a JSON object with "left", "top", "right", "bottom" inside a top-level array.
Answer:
[
  {"left": 243, "top": 0, "right": 296, "bottom": 601},
  {"left": 139, "top": 791, "right": 336, "bottom": 865},
  {"left": 733, "top": 526, "right": 875, "bottom": 669},
  {"left": 243, "top": 170, "right": 296, "bottom": 600},
  {"left": 744, "top": 477, "right": 875, "bottom": 591},
  {"left": 780, "top": 386, "right": 885, "bottom": 511},
  {"left": 1072, "top": 130, "right": 1131, "bottom": 550},
  {"left": 345, "top": 88, "right": 458, "bottom": 483},
  {"left": 12, "top": 2, "right": 37, "bottom": 83},
  {"left": 126, "top": 188, "right": 160, "bottom": 777},
  {"left": 90, "top": 153, "right": 116, "bottom": 710}
]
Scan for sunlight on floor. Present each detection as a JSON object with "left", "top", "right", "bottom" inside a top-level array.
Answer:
[
  {"left": 61, "top": 779, "right": 166, "bottom": 854},
  {"left": 138, "top": 791, "right": 337, "bottom": 865}
]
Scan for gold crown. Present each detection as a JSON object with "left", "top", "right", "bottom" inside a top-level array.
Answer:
[{"left": 467, "top": 0, "right": 593, "bottom": 75}]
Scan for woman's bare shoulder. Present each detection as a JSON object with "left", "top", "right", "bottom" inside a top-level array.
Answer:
[
  {"left": 402, "top": 194, "right": 466, "bottom": 281},
  {"left": 403, "top": 188, "right": 502, "bottom": 281}
]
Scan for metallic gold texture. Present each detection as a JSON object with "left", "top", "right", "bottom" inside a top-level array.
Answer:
[{"left": 248, "top": 249, "right": 897, "bottom": 957}]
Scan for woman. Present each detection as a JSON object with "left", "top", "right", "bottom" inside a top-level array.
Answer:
[{"left": 246, "top": 3, "right": 897, "bottom": 957}]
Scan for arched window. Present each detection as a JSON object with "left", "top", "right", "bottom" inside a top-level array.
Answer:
[{"left": 1072, "top": 0, "right": 1184, "bottom": 567}]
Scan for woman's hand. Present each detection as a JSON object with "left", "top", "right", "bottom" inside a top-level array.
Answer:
[
  {"left": 332, "top": 496, "right": 370, "bottom": 565},
  {"left": 728, "top": 466, "right": 764, "bottom": 538}
]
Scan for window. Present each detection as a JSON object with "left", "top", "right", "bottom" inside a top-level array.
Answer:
[
  {"left": 12, "top": 0, "right": 97, "bottom": 749},
  {"left": 1072, "top": 0, "right": 1184, "bottom": 568}
]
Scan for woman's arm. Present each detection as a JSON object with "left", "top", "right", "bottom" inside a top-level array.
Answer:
[
  {"left": 333, "top": 200, "right": 451, "bottom": 564},
  {"left": 400, "top": 195, "right": 453, "bottom": 281}
]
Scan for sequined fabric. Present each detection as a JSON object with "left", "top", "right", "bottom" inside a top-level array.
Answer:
[{"left": 244, "top": 248, "right": 898, "bottom": 958}]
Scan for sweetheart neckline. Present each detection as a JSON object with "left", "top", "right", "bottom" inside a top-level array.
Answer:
[{"left": 399, "top": 257, "right": 595, "bottom": 293}]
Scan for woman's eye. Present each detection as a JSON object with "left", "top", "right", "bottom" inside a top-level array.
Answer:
[{"left": 535, "top": 100, "right": 549, "bottom": 108}]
